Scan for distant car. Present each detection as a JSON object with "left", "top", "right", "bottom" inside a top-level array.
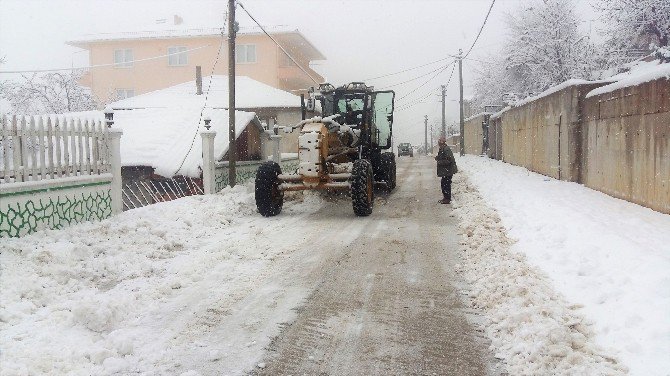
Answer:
[{"left": 398, "top": 143, "right": 413, "bottom": 157}]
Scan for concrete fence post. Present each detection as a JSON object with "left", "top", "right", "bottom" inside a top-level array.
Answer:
[
  {"left": 201, "top": 130, "right": 216, "bottom": 194},
  {"left": 271, "top": 135, "right": 282, "bottom": 163},
  {"left": 108, "top": 128, "right": 123, "bottom": 214}
]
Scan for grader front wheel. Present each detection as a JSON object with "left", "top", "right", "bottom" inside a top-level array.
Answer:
[
  {"left": 255, "top": 162, "right": 284, "bottom": 217},
  {"left": 351, "top": 159, "right": 374, "bottom": 216}
]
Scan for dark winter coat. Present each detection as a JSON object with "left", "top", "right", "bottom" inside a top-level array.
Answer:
[{"left": 435, "top": 144, "right": 458, "bottom": 177}]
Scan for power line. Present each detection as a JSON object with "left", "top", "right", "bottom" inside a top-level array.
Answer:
[
  {"left": 463, "top": 0, "right": 496, "bottom": 59},
  {"left": 174, "top": 15, "right": 228, "bottom": 176},
  {"left": 236, "top": 1, "right": 320, "bottom": 85},
  {"left": 397, "top": 60, "right": 455, "bottom": 103},
  {"left": 378, "top": 62, "right": 453, "bottom": 90},
  {"left": 363, "top": 56, "right": 453, "bottom": 81},
  {"left": 396, "top": 63, "right": 456, "bottom": 112},
  {"left": 0, "top": 45, "right": 213, "bottom": 74}
]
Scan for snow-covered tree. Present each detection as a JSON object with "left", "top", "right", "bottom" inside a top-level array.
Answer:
[
  {"left": 595, "top": 0, "right": 670, "bottom": 52},
  {"left": 0, "top": 70, "right": 98, "bottom": 115},
  {"left": 503, "top": 0, "right": 593, "bottom": 92},
  {"left": 470, "top": 54, "right": 515, "bottom": 110},
  {"left": 469, "top": 0, "right": 599, "bottom": 112}
]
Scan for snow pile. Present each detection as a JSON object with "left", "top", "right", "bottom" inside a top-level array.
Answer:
[
  {"left": 452, "top": 172, "right": 626, "bottom": 375},
  {"left": 0, "top": 185, "right": 324, "bottom": 375},
  {"left": 456, "top": 155, "right": 670, "bottom": 375}
]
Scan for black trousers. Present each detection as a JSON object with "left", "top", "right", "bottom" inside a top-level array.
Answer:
[{"left": 440, "top": 176, "right": 452, "bottom": 200}]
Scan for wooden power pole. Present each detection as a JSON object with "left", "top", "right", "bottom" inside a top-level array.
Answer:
[
  {"left": 228, "top": 0, "right": 237, "bottom": 186},
  {"left": 430, "top": 124, "right": 434, "bottom": 153},
  {"left": 424, "top": 115, "right": 428, "bottom": 156},
  {"left": 458, "top": 49, "right": 465, "bottom": 156}
]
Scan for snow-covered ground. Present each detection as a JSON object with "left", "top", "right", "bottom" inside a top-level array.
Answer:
[
  {"left": 454, "top": 155, "right": 670, "bottom": 376},
  {"left": 0, "top": 185, "right": 324, "bottom": 375}
]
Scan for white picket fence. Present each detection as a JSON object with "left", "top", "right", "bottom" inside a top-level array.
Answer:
[{"left": 0, "top": 114, "right": 111, "bottom": 184}]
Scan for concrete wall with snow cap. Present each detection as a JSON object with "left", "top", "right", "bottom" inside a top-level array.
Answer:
[
  {"left": 581, "top": 75, "right": 670, "bottom": 214},
  {"left": 496, "top": 81, "right": 608, "bottom": 181},
  {"left": 463, "top": 112, "right": 490, "bottom": 156}
]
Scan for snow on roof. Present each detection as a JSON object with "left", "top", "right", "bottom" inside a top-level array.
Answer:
[
  {"left": 110, "top": 76, "right": 301, "bottom": 110},
  {"left": 66, "top": 26, "right": 326, "bottom": 60},
  {"left": 586, "top": 61, "right": 670, "bottom": 98},
  {"left": 59, "top": 108, "right": 259, "bottom": 178},
  {"left": 117, "top": 108, "right": 259, "bottom": 178},
  {"left": 68, "top": 25, "right": 291, "bottom": 45}
]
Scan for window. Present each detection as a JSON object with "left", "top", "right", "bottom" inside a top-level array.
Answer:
[
  {"left": 114, "top": 49, "right": 133, "bottom": 67},
  {"left": 168, "top": 46, "right": 188, "bottom": 66},
  {"left": 235, "top": 44, "right": 256, "bottom": 64},
  {"left": 115, "top": 89, "right": 134, "bottom": 100}
]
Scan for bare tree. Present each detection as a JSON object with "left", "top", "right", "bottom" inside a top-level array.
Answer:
[{"left": 0, "top": 70, "right": 98, "bottom": 115}]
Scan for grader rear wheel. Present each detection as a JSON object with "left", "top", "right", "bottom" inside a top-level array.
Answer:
[
  {"left": 351, "top": 159, "right": 374, "bottom": 216},
  {"left": 255, "top": 162, "right": 284, "bottom": 217}
]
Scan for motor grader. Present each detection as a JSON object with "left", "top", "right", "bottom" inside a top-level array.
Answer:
[{"left": 255, "top": 82, "right": 396, "bottom": 217}]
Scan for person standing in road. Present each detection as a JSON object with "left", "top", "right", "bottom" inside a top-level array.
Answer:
[{"left": 435, "top": 136, "right": 458, "bottom": 204}]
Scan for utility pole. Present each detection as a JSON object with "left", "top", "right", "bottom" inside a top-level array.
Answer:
[
  {"left": 458, "top": 49, "right": 465, "bottom": 156},
  {"left": 430, "top": 124, "right": 434, "bottom": 154},
  {"left": 441, "top": 85, "right": 446, "bottom": 138},
  {"left": 228, "top": 0, "right": 237, "bottom": 186},
  {"left": 424, "top": 115, "right": 428, "bottom": 156}
]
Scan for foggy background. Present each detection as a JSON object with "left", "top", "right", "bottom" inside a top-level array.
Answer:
[{"left": 0, "top": 0, "right": 599, "bottom": 145}]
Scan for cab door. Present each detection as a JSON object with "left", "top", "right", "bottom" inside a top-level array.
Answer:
[{"left": 371, "top": 91, "right": 395, "bottom": 149}]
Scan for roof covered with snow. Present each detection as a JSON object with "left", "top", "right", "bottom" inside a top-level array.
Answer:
[
  {"left": 62, "top": 108, "right": 260, "bottom": 178},
  {"left": 586, "top": 61, "right": 670, "bottom": 98},
  {"left": 116, "top": 108, "right": 259, "bottom": 178},
  {"left": 67, "top": 26, "right": 326, "bottom": 60},
  {"left": 110, "top": 76, "right": 301, "bottom": 110}
]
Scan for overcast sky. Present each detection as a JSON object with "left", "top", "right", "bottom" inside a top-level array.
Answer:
[{"left": 0, "top": 0, "right": 599, "bottom": 145}]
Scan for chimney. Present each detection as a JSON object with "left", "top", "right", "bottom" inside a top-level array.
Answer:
[
  {"left": 174, "top": 15, "right": 183, "bottom": 25},
  {"left": 196, "top": 66, "right": 203, "bottom": 95}
]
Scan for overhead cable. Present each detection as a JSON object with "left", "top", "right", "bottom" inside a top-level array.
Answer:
[
  {"left": 363, "top": 56, "right": 453, "bottom": 81},
  {"left": 378, "top": 61, "right": 455, "bottom": 90},
  {"left": 0, "top": 45, "right": 213, "bottom": 74},
  {"left": 396, "top": 61, "right": 455, "bottom": 103},
  {"left": 236, "top": 1, "right": 320, "bottom": 85},
  {"left": 174, "top": 14, "right": 228, "bottom": 176},
  {"left": 463, "top": 0, "right": 496, "bottom": 59}
]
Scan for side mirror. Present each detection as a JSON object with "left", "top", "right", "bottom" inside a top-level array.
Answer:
[{"left": 387, "top": 114, "right": 393, "bottom": 122}]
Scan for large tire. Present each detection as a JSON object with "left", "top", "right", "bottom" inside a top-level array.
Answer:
[
  {"left": 255, "top": 162, "right": 283, "bottom": 217},
  {"left": 351, "top": 159, "right": 374, "bottom": 216},
  {"left": 380, "top": 152, "right": 396, "bottom": 192}
]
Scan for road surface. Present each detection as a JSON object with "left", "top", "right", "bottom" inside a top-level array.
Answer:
[{"left": 246, "top": 156, "right": 499, "bottom": 375}]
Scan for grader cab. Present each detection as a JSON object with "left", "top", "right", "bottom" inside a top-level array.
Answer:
[{"left": 255, "top": 82, "right": 396, "bottom": 217}]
